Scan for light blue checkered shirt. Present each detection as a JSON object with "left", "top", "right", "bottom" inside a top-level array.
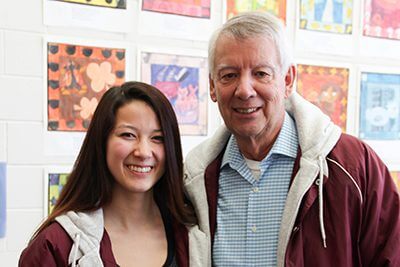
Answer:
[{"left": 213, "top": 112, "right": 298, "bottom": 267}]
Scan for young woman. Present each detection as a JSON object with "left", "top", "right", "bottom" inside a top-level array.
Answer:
[{"left": 19, "top": 81, "right": 196, "bottom": 267}]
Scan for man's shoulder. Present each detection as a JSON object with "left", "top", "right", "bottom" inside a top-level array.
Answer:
[
  {"left": 330, "top": 133, "right": 375, "bottom": 158},
  {"left": 327, "top": 133, "right": 388, "bottom": 185},
  {"left": 185, "top": 125, "right": 231, "bottom": 175}
]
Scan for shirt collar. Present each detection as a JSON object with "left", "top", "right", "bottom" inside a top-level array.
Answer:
[{"left": 221, "top": 112, "right": 298, "bottom": 169}]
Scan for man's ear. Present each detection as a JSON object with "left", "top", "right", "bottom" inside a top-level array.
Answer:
[
  {"left": 209, "top": 74, "right": 217, "bottom": 102},
  {"left": 284, "top": 65, "right": 296, "bottom": 98}
]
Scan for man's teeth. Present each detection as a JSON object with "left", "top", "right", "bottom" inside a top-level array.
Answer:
[
  {"left": 237, "top": 108, "right": 257, "bottom": 114},
  {"left": 127, "top": 165, "right": 152, "bottom": 173}
]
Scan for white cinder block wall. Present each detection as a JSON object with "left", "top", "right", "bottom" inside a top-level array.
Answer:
[
  {"left": 0, "top": 0, "right": 223, "bottom": 265},
  {"left": 1, "top": 0, "right": 399, "bottom": 266}
]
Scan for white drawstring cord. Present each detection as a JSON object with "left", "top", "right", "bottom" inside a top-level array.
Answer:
[
  {"left": 71, "top": 233, "right": 81, "bottom": 267},
  {"left": 318, "top": 156, "right": 327, "bottom": 248}
]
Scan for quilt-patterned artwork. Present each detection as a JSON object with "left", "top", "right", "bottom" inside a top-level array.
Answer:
[
  {"left": 53, "top": 0, "right": 126, "bottom": 9},
  {"left": 300, "top": 0, "right": 353, "bottom": 34},
  {"left": 142, "top": 0, "right": 211, "bottom": 18},
  {"left": 363, "top": 0, "right": 400, "bottom": 40},
  {"left": 359, "top": 72, "right": 400, "bottom": 140},
  {"left": 226, "top": 0, "right": 286, "bottom": 22},
  {"left": 297, "top": 64, "right": 349, "bottom": 131},
  {"left": 47, "top": 173, "right": 69, "bottom": 215},
  {"left": 141, "top": 52, "right": 208, "bottom": 135},
  {"left": 47, "top": 42, "right": 125, "bottom": 131},
  {"left": 390, "top": 171, "right": 400, "bottom": 192}
]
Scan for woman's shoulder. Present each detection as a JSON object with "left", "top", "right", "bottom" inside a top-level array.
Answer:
[{"left": 19, "top": 222, "right": 72, "bottom": 267}]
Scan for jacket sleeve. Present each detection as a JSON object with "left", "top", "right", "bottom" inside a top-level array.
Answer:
[
  {"left": 360, "top": 145, "right": 400, "bottom": 266},
  {"left": 18, "top": 223, "right": 72, "bottom": 267}
]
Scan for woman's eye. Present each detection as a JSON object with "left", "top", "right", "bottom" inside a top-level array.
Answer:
[
  {"left": 120, "top": 132, "right": 135, "bottom": 138},
  {"left": 152, "top": 135, "right": 164, "bottom": 143}
]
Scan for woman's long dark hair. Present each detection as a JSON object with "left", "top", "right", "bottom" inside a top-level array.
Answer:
[{"left": 32, "top": 81, "right": 196, "bottom": 239}]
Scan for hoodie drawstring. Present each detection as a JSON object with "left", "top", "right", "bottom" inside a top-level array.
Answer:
[
  {"left": 71, "top": 233, "right": 81, "bottom": 267},
  {"left": 318, "top": 156, "right": 327, "bottom": 248}
]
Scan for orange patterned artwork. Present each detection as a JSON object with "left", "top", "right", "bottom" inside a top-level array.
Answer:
[
  {"left": 226, "top": 0, "right": 286, "bottom": 22},
  {"left": 47, "top": 42, "right": 125, "bottom": 131},
  {"left": 296, "top": 64, "right": 349, "bottom": 132},
  {"left": 391, "top": 171, "right": 400, "bottom": 192}
]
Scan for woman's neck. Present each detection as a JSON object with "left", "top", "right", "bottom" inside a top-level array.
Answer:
[{"left": 103, "top": 188, "right": 160, "bottom": 230}]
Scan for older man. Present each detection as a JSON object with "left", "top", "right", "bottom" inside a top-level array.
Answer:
[{"left": 180, "top": 12, "right": 400, "bottom": 267}]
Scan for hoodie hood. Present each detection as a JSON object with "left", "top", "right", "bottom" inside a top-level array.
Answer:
[
  {"left": 55, "top": 209, "right": 104, "bottom": 267},
  {"left": 285, "top": 92, "right": 342, "bottom": 161}
]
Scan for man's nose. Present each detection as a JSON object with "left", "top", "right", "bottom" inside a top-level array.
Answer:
[{"left": 235, "top": 73, "right": 256, "bottom": 100}]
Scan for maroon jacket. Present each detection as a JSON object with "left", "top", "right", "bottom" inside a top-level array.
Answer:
[
  {"left": 19, "top": 220, "right": 189, "bottom": 267},
  {"left": 18, "top": 222, "right": 118, "bottom": 266},
  {"left": 177, "top": 133, "right": 400, "bottom": 266}
]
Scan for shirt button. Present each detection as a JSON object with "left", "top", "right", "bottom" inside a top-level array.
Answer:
[
  {"left": 253, "top": 187, "right": 259, "bottom": 193},
  {"left": 292, "top": 226, "right": 299, "bottom": 234},
  {"left": 251, "top": 225, "right": 257, "bottom": 232}
]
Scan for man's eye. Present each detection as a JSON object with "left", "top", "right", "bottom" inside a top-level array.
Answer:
[
  {"left": 255, "top": 71, "right": 272, "bottom": 79},
  {"left": 220, "top": 73, "right": 237, "bottom": 82}
]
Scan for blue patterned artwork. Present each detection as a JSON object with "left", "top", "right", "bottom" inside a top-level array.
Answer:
[
  {"left": 300, "top": 0, "right": 353, "bottom": 34},
  {"left": 0, "top": 162, "right": 6, "bottom": 238},
  {"left": 141, "top": 52, "right": 208, "bottom": 135},
  {"left": 359, "top": 72, "right": 400, "bottom": 140}
]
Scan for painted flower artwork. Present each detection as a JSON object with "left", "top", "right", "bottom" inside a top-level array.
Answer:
[{"left": 47, "top": 42, "right": 125, "bottom": 131}]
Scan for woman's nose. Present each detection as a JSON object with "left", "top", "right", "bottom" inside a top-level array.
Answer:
[{"left": 133, "top": 140, "right": 152, "bottom": 159}]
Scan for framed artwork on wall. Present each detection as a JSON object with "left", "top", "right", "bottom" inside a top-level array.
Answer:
[
  {"left": 52, "top": 0, "right": 126, "bottom": 9},
  {"left": 296, "top": 63, "right": 350, "bottom": 132},
  {"left": 139, "top": 49, "right": 208, "bottom": 136},
  {"left": 0, "top": 162, "right": 6, "bottom": 238},
  {"left": 44, "top": 37, "right": 130, "bottom": 157},
  {"left": 44, "top": 166, "right": 72, "bottom": 217},
  {"left": 224, "top": 0, "right": 286, "bottom": 22},
  {"left": 299, "top": 0, "right": 353, "bottom": 34},
  {"left": 138, "top": 0, "right": 214, "bottom": 41},
  {"left": 359, "top": 72, "right": 400, "bottom": 140},
  {"left": 47, "top": 41, "right": 126, "bottom": 132},
  {"left": 44, "top": 0, "right": 131, "bottom": 33},
  {"left": 390, "top": 170, "right": 400, "bottom": 192},
  {"left": 363, "top": 0, "right": 400, "bottom": 40},
  {"left": 142, "top": 0, "right": 211, "bottom": 18}
]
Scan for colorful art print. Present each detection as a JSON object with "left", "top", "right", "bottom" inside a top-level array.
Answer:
[
  {"left": 299, "top": 0, "right": 353, "bottom": 34},
  {"left": 47, "top": 42, "right": 125, "bottom": 132},
  {"left": 226, "top": 0, "right": 286, "bottom": 22},
  {"left": 359, "top": 72, "right": 400, "bottom": 140},
  {"left": 363, "top": 0, "right": 400, "bottom": 40},
  {"left": 142, "top": 0, "right": 211, "bottom": 18},
  {"left": 296, "top": 64, "right": 349, "bottom": 131},
  {"left": 141, "top": 52, "right": 208, "bottom": 135},
  {"left": 47, "top": 173, "right": 69, "bottom": 215},
  {"left": 53, "top": 0, "right": 126, "bottom": 9},
  {"left": 0, "top": 162, "right": 5, "bottom": 238},
  {"left": 390, "top": 171, "right": 400, "bottom": 192}
]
